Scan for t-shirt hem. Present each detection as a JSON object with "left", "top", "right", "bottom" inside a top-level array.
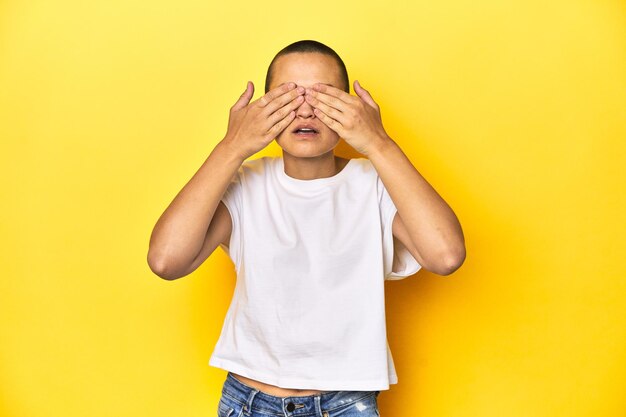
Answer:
[
  {"left": 385, "top": 206, "right": 422, "bottom": 280},
  {"left": 209, "top": 356, "right": 392, "bottom": 391},
  {"left": 219, "top": 196, "right": 241, "bottom": 274}
]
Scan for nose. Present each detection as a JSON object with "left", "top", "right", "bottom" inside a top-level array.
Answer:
[{"left": 295, "top": 96, "right": 315, "bottom": 119}]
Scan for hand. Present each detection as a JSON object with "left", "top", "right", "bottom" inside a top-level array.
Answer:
[
  {"left": 304, "top": 80, "right": 391, "bottom": 155},
  {"left": 221, "top": 81, "right": 305, "bottom": 159}
]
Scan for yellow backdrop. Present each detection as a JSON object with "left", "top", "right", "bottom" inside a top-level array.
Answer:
[{"left": 1, "top": 0, "right": 625, "bottom": 416}]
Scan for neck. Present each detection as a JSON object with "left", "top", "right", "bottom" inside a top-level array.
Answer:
[{"left": 281, "top": 152, "right": 343, "bottom": 180}]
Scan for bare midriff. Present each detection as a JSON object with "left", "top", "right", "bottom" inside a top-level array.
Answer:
[{"left": 230, "top": 372, "right": 330, "bottom": 397}]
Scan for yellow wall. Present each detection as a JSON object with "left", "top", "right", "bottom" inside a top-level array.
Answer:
[{"left": 1, "top": 0, "right": 625, "bottom": 416}]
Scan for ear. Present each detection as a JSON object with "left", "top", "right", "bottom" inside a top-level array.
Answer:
[{"left": 353, "top": 80, "right": 378, "bottom": 110}]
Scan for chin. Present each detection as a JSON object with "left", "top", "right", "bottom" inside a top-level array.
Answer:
[{"left": 275, "top": 134, "right": 340, "bottom": 157}]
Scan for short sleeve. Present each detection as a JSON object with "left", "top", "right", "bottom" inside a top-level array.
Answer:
[
  {"left": 377, "top": 174, "right": 422, "bottom": 280},
  {"left": 219, "top": 165, "right": 244, "bottom": 273}
]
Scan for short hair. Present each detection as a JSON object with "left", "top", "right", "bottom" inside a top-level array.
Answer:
[{"left": 264, "top": 40, "right": 349, "bottom": 94}]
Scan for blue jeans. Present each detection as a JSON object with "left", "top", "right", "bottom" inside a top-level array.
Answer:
[{"left": 218, "top": 372, "right": 381, "bottom": 417}]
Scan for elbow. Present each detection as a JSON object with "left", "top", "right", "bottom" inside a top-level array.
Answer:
[
  {"left": 147, "top": 250, "right": 183, "bottom": 281},
  {"left": 436, "top": 247, "right": 466, "bottom": 276}
]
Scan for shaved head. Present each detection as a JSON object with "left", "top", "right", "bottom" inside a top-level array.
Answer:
[{"left": 265, "top": 40, "right": 349, "bottom": 94}]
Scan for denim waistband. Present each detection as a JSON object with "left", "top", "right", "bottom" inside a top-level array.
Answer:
[{"left": 220, "top": 372, "right": 380, "bottom": 417}]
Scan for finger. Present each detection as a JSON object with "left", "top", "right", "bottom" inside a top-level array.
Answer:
[
  {"left": 231, "top": 81, "right": 254, "bottom": 112},
  {"left": 256, "top": 82, "right": 296, "bottom": 108},
  {"left": 263, "top": 85, "right": 305, "bottom": 116},
  {"left": 311, "top": 83, "right": 356, "bottom": 105},
  {"left": 266, "top": 94, "right": 305, "bottom": 128},
  {"left": 354, "top": 80, "right": 379, "bottom": 110},
  {"left": 305, "top": 88, "right": 349, "bottom": 113},
  {"left": 304, "top": 94, "right": 347, "bottom": 125},
  {"left": 266, "top": 110, "right": 296, "bottom": 138},
  {"left": 313, "top": 107, "right": 344, "bottom": 136}
]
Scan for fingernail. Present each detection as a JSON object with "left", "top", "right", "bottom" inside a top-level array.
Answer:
[
  {"left": 297, "top": 86, "right": 304, "bottom": 94},
  {"left": 289, "top": 82, "right": 296, "bottom": 88}
]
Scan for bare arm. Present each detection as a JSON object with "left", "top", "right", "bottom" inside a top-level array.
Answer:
[
  {"left": 147, "top": 142, "right": 244, "bottom": 280},
  {"left": 147, "top": 81, "right": 304, "bottom": 280},
  {"left": 305, "top": 81, "right": 466, "bottom": 275},
  {"left": 371, "top": 138, "right": 466, "bottom": 275}
]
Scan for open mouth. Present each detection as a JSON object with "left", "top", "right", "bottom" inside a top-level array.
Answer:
[{"left": 292, "top": 127, "right": 319, "bottom": 136}]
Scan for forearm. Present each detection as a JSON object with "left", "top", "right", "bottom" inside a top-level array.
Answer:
[
  {"left": 147, "top": 139, "right": 245, "bottom": 275},
  {"left": 367, "top": 136, "right": 466, "bottom": 271}
]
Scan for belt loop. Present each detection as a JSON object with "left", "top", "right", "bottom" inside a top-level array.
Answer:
[
  {"left": 314, "top": 394, "right": 325, "bottom": 417},
  {"left": 243, "top": 387, "right": 259, "bottom": 416}
]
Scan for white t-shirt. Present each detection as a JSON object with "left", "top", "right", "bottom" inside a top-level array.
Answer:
[{"left": 208, "top": 155, "right": 421, "bottom": 391}]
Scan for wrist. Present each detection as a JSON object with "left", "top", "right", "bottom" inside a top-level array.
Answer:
[
  {"left": 363, "top": 133, "right": 395, "bottom": 158},
  {"left": 216, "top": 137, "right": 247, "bottom": 164}
]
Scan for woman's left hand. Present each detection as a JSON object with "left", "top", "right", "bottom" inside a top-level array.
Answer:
[{"left": 304, "top": 80, "right": 392, "bottom": 155}]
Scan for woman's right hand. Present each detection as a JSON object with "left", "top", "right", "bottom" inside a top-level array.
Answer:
[{"left": 222, "top": 81, "right": 305, "bottom": 160}]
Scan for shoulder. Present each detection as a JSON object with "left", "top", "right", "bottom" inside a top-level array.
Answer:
[
  {"left": 349, "top": 157, "right": 373, "bottom": 169},
  {"left": 347, "top": 158, "right": 388, "bottom": 200},
  {"left": 239, "top": 155, "right": 276, "bottom": 177},
  {"left": 346, "top": 157, "right": 377, "bottom": 179}
]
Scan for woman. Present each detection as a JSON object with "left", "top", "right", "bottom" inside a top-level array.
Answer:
[{"left": 147, "top": 40, "right": 465, "bottom": 417}]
